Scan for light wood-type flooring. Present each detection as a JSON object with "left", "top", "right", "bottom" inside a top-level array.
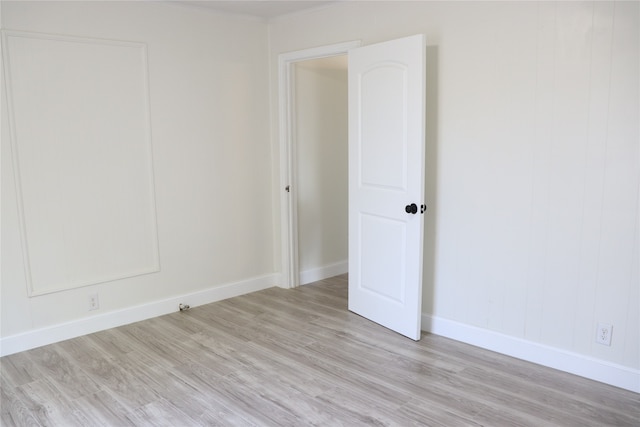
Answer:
[{"left": 1, "top": 274, "right": 638, "bottom": 426}]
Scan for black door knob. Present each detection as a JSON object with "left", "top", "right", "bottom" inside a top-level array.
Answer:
[{"left": 405, "top": 203, "right": 418, "bottom": 214}]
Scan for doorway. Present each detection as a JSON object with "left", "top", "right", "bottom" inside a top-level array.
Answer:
[
  {"left": 294, "top": 55, "right": 348, "bottom": 285},
  {"left": 279, "top": 36, "right": 427, "bottom": 340},
  {"left": 278, "top": 41, "right": 360, "bottom": 289}
]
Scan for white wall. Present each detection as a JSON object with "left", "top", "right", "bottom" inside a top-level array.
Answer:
[
  {"left": 294, "top": 57, "right": 348, "bottom": 283},
  {"left": 1, "top": 1, "right": 274, "bottom": 351},
  {"left": 269, "top": 1, "right": 639, "bottom": 390}
]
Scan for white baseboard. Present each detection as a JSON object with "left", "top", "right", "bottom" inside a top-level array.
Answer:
[
  {"left": 422, "top": 314, "right": 640, "bottom": 393},
  {"left": 300, "top": 260, "right": 348, "bottom": 285},
  {"left": 4, "top": 278, "right": 636, "bottom": 393},
  {"left": 0, "top": 274, "right": 277, "bottom": 357}
]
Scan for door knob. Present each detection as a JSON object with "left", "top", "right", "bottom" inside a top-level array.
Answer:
[{"left": 405, "top": 203, "right": 418, "bottom": 214}]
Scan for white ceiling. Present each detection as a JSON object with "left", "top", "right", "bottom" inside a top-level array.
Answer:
[{"left": 173, "top": 1, "right": 341, "bottom": 19}]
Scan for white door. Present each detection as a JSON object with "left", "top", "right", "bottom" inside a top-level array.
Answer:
[{"left": 348, "top": 34, "right": 426, "bottom": 340}]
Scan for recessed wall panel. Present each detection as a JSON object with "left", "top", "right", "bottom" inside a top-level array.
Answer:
[{"left": 3, "top": 31, "right": 160, "bottom": 296}]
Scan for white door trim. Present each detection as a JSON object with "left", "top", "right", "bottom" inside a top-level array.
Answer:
[{"left": 278, "top": 40, "right": 361, "bottom": 289}]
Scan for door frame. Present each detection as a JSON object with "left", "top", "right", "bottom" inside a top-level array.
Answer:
[{"left": 278, "top": 40, "right": 361, "bottom": 289}]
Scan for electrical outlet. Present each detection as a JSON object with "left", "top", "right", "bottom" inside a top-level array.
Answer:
[
  {"left": 596, "top": 322, "right": 612, "bottom": 346},
  {"left": 88, "top": 293, "right": 99, "bottom": 311}
]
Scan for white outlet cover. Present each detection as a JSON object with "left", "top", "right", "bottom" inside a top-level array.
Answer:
[
  {"left": 596, "top": 322, "right": 612, "bottom": 346},
  {"left": 88, "top": 293, "right": 99, "bottom": 311}
]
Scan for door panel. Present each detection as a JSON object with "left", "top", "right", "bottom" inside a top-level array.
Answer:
[
  {"left": 348, "top": 34, "right": 426, "bottom": 340},
  {"left": 359, "top": 214, "right": 406, "bottom": 302},
  {"left": 359, "top": 64, "right": 407, "bottom": 189}
]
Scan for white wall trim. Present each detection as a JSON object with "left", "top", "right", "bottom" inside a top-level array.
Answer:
[
  {"left": 422, "top": 314, "right": 640, "bottom": 393},
  {"left": 2, "top": 30, "right": 160, "bottom": 297},
  {"left": 0, "top": 274, "right": 277, "bottom": 357},
  {"left": 300, "top": 260, "right": 348, "bottom": 285}
]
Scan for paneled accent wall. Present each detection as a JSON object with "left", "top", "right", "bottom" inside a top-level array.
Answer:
[
  {"left": 3, "top": 31, "right": 159, "bottom": 296},
  {"left": 1, "top": 1, "right": 273, "bottom": 346},
  {"left": 269, "top": 0, "right": 639, "bottom": 383}
]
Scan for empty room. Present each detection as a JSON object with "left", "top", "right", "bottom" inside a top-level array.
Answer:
[{"left": 1, "top": 0, "right": 638, "bottom": 425}]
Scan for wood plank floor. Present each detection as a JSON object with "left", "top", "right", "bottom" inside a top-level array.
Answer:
[{"left": 1, "top": 274, "right": 638, "bottom": 426}]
